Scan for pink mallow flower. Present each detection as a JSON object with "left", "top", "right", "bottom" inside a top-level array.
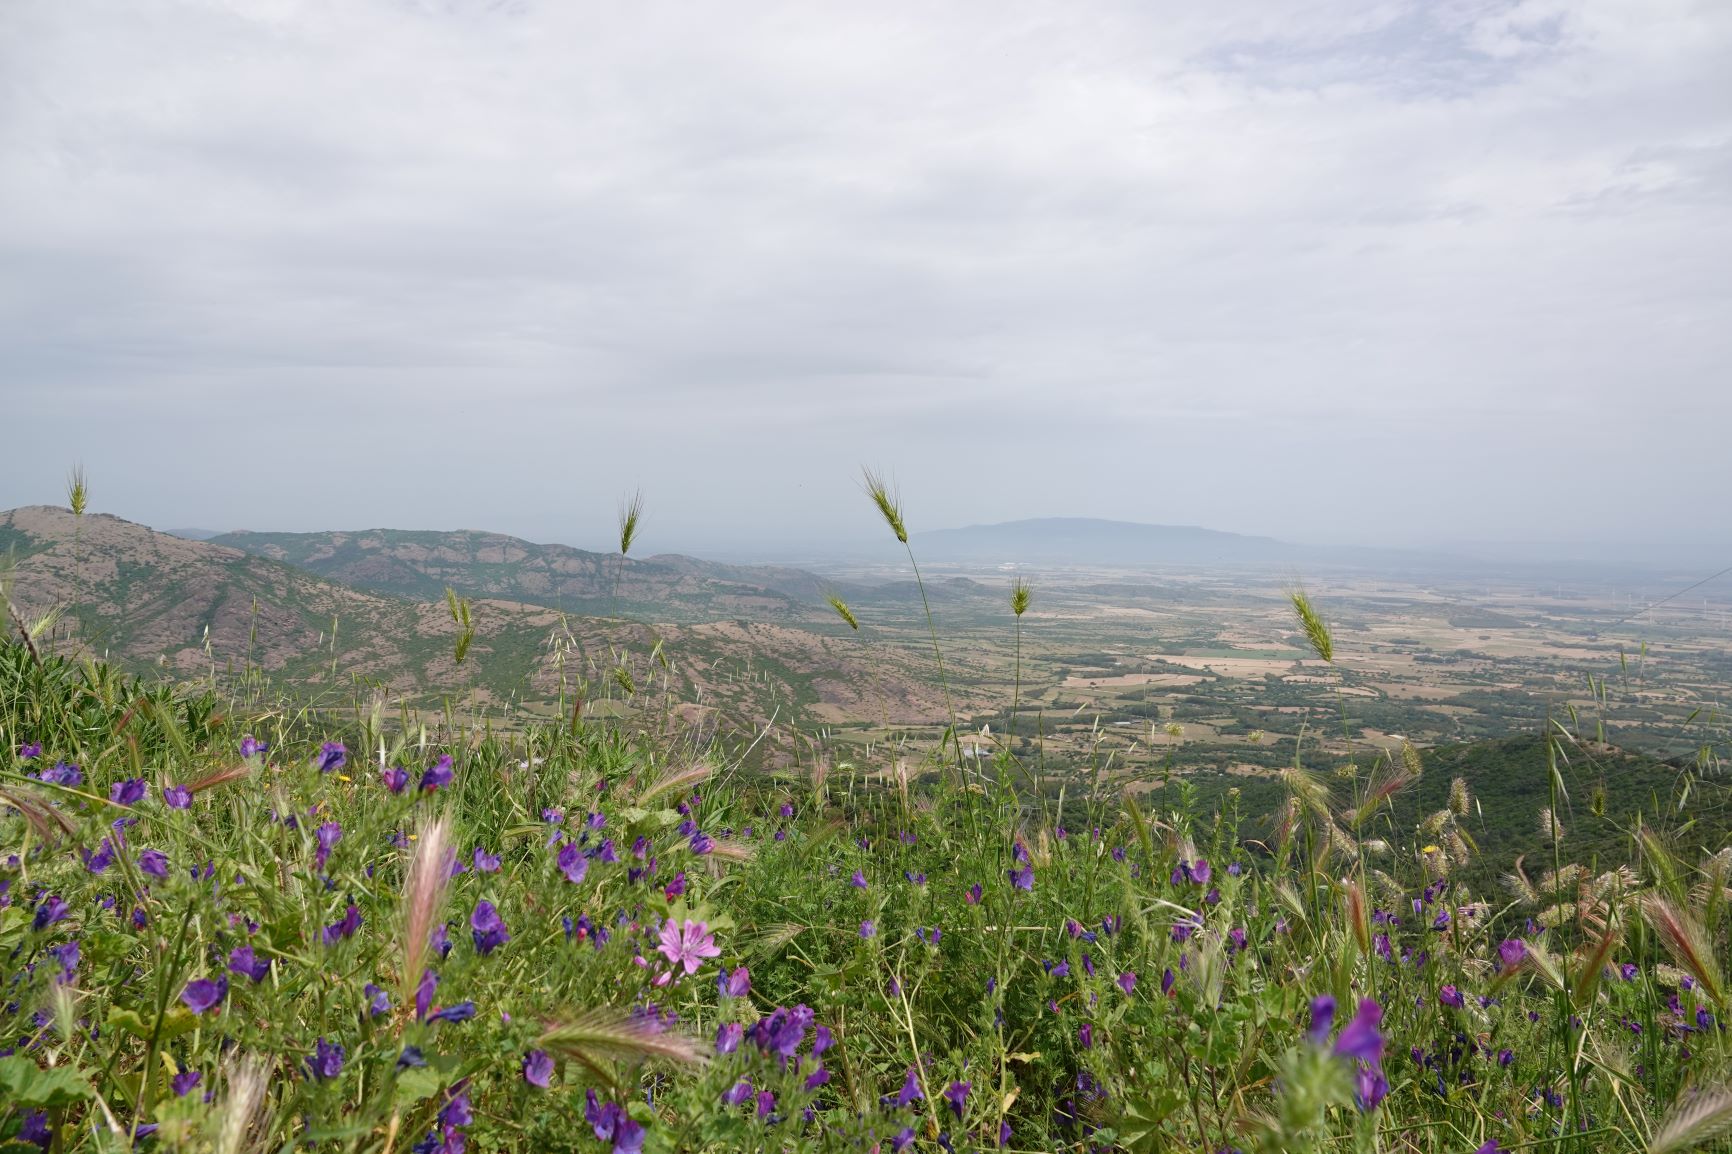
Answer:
[{"left": 656, "top": 918, "right": 721, "bottom": 977}]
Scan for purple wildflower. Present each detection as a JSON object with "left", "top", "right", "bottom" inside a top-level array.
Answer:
[
  {"left": 381, "top": 766, "right": 409, "bottom": 793},
  {"left": 1117, "top": 971, "right": 1137, "bottom": 995},
  {"left": 229, "top": 945, "right": 271, "bottom": 982},
  {"left": 1008, "top": 865, "right": 1034, "bottom": 891},
  {"left": 315, "top": 742, "right": 347, "bottom": 773},
  {"left": 314, "top": 822, "right": 342, "bottom": 872},
  {"left": 110, "top": 778, "right": 147, "bottom": 806},
  {"left": 420, "top": 755, "right": 454, "bottom": 792},
  {"left": 1439, "top": 984, "right": 1465, "bottom": 1009},
  {"left": 1498, "top": 939, "right": 1527, "bottom": 973},
  {"left": 657, "top": 918, "right": 720, "bottom": 975},
  {"left": 163, "top": 784, "right": 192, "bottom": 809},
  {"left": 416, "top": 969, "right": 438, "bottom": 1021},
  {"left": 470, "top": 900, "right": 510, "bottom": 955},
  {"left": 323, "top": 903, "right": 362, "bottom": 945},
  {"left": 718, "top": 966, "right": 751, "bottom": 998},
  {"left": 32, "top": 894, "right": 68, "bottom": 931},
  {"left": 428, "top": 1001, "right": 475, "bottom": 1024},
  {"left": 943, "top": 1080, "right": 971, "bottom": 1119},
  {"left": 722, "top": 1078, "right": 754, "bottom": 1106},
  {"left": 364, "top": 983, "right": 391, "bottom": 1017},
  {"left": 171, "top": 1070, "right": 202, "bottom": 1098},
  {"left": 19, "top": 741, "right": 43, "bottom": 759},
  {"left": 1309, "top": 995, "right": 1337, "bottom": 1044},
  {"left": 557, "top": 842, "right": 589, "bottom": 884},
  {"left": 37, "top": 760, "right": 81, "bottom": 786},
  {"left": 306, "top": 1038, "right": 345, "bottom": 1081},
  {"left": 239, "top": 736, "right": 267, "bottom": 758},
  {"left": 1356, "top": 1064, "right": 1389, "bottom": 1111},
  {"left": 181, "top": 976, "right": 228, "bottom": 1014},
  {"left": 1333, "top": 999, "right": 1385, "bottom": 1063},
  {"left": 716, "top": 1022, "right": 744, "bottom": 1054},
  {"left": 895, "top": 1068, "right": 924, "bottom": 1107},
  {"left": 139, "top": 849, "right": 170, "bottom": 879},
  {"left": 472, "top": 847, "right": 500, "bottom": 872},
  {"left": 523, "top": 1049, "right": 554, "bottom": 1088}
]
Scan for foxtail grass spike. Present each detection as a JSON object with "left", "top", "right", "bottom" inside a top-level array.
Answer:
[
  {"left": 1649, "top": 1086, "right": 1732, "bottom": 1154},
  {"left": 827, "top": 594, "right": 859, "bottom": 630},
  {"left": 1289, "top": 589, "right": 1333, "bottom": 663},
  {"left": 618, "top": 489, "right": 645, "bottom": 556},
  {"left": 400, "top": 814, "right": 453, "bottom": 1000},
  {"left": 860, "top": 468, "right": 908, "bottom": 544}
]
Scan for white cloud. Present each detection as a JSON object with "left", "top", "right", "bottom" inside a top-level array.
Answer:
[{"left": 0, "top": 0, "right": 1727, "bottom": 551}]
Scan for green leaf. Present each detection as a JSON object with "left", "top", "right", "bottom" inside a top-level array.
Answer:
[
  {"left": 0, "top": 1054, "right": 95, "bottom": 1107},
  {"left": 107, "top": 1005, "right": 202, "bottom": 1041},
  {"left": 395, "top": 1066, "right": 445, "bottom": 1107}
]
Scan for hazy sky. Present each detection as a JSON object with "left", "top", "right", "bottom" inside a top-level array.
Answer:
[{"left": 2, "top": 1, "right": 1728, "bottom": 559}]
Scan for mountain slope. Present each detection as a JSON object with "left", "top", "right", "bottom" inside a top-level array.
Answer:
[
  {"left": 210, "top": 528, "right": 829, "bottom": 622},
  {"left": 0, "top": 508, "right": 971, "bottom": 733},
  {"left": 0, "top": 505, "right": 426, "bottom": 680}
]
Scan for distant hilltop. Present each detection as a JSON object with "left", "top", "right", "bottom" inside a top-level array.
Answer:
[{"left": 912, "top": 517, "right": 1293, "bottom": 566}]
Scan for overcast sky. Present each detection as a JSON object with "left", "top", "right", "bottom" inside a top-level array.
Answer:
[{"left": 2, "top": 0, "right": 1728, "bottom": 560}]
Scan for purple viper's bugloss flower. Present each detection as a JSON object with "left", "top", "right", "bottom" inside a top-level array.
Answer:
[
  {"left": 722, "top": 1078, "right": 754, "bottom": 1106},
  {"left": 557, "top": 842, "right": 589, "bottom": 884},
  {"left": 965, "top": 883, "right": 982, "bottom": 904},
  {"left": 381, "top": 766, "right": 409, "bottom": 794},
  {"left": 943, "top": 1080, "right": 971, "bottom": 1118},
  {"left": 470, "top": 900, "right": 509, "bottom": 955},
  {"left": 163, "top": 784, "right": 192, "bottom": 809},
  {"left": 420, "top": 755, "right": 454, "bottom": 792},
  {"left": 1356, "top": 1064, "right": 1389, "bottom": 1111},
  {"left": 1191, "top": 858, "right": 1212, "bottom": 885},
  {"left": 32, "top": 894, "right": 69, "bottom": 931},
  {"left": 110, "top": 778, "right": 147, "bottom": 806},
  {"left": 18, "top": 741, "right": 43, "bottom": 759},
  {"left": 472, "top": 847, "right": 500, "bottom": 873},
  {"left": 718, "top": 966, "right": 751, "bottom": 998},
  {"left": 1117, "top": 971, "right": 1137, "bottom": 995},
  {"left": 523, "top": 1049, "right": 554, "bottom": 1088},
  {"left": 314, "top": 822, "right": 342, "bottom": 872},
  {"left": 306, "top": 1038, "right": 345, "bottom": 1081},
  {"left": 1008, "top": 865, "right": 1034, "bottom": 891},
  {"left": 314, "top": 742, "right": 346, "bottom": 773},
  {"left": 323, "top": 903, "right": 361, "bottom": 946},
  {"left": 364, "top": 983, "right": 391, "bottom": 1017},
  {"left": 716, "top": 1022, "right": 744, "bottom": 1055},
  {"left": 860, "top": 920, "right": 876, "bottom": 939},
  {"left": 180, "top": 976, "right": 228, "bottom": 1014},
  {"left": 139, "top": 849, "right": 170, "bottom": 879},
  {"left": 239, "top": 736, "right": 267, "bottom": 758},
  {"left": 428, "top": 1001, "right": 475, "bottom": 1024},
  {"left": 1621, "top": 962, "right": 1640, "bottom": 981},
  {"left": 1333, "top": 999, "right": 1385, "bottom": 1063},
  {"left": 1077, "top": 1023, "right": 1093, "bottom": 1049},
  {"left": 1309, "top": 995, "right": 1337, "bottom": 1044},
  {"left": 1439, "top": 984, "right": 1465, "bottom": 1009},
  {"left": 663, "top": 871, "right": 687, "bottom": 900},
  {"left": 415, "top": 968, "right": 438, "bottom": 1021},
  {"left": 171, "top": 1071, "right": 202, "bottom": 1098},
  {"left": 1498, "top": 938, "right": 1528, "bottom": 973},
  {"left": 850, "top": 870, "right": 868, "bottom": 888},
  {"left": 37, "top": 760, "right": 80, "bottom": 786},
  {"left": 895, "top": 1068, "right": 923, "bottom": 1107},
  {"left": 83, "top": 838, "right": 115, "bottom": 874},
  {"left": 229, "top": 945, "right": 271, "bottom": 983},
  {"left": 1161, "top": 968, "right": 1175, "bottom": 995}
]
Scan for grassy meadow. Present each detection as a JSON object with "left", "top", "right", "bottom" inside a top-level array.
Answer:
[{"left": 4, "top": 484, "right": 1732, "bottom": 1154}]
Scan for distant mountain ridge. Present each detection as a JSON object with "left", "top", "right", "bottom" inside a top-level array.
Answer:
[
  {"left": 0, "top": 507, "right": 967, "bottom": 728},
  {"left": 209, "top": 528, "right": 831, "bottom": 622},
  {"left": 913, "top": 517, "right": 1295, "bottom": 566}
]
